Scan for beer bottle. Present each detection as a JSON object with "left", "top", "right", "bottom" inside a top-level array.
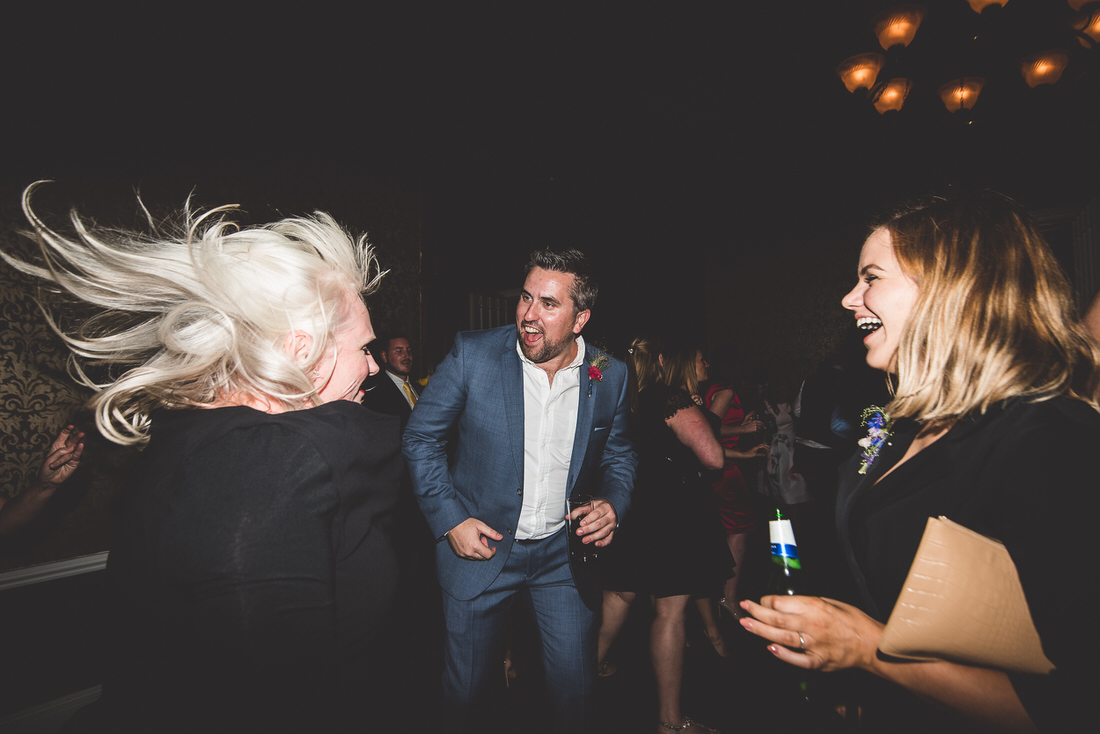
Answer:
[
  {"left": 767, "top": 508, "right": 813, "bottom": 707},
  {"left": 768, "top": 508, "right": 801, "bottom": 595}
]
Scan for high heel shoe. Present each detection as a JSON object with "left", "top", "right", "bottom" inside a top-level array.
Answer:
[
  {"left": 659, "top": 715, "right": 720, "bottom": 733},
  {"left": 718, "top": 597, "right": 745, "bottom": 621}
]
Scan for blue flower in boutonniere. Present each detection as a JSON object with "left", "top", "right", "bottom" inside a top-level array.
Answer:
[
  {"left": 857, "top": 406, "right": 892, "bottom": 475},
  {"left": 587, "top": 352, "right": 610, "bottom": 397}
]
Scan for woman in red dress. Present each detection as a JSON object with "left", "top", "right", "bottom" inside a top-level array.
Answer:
[{"left": 699, "top": 351, "right": 768, "bottom": 616}]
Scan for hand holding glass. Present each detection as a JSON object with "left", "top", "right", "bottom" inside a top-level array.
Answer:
[{"left": 568, "top": 494, "right": 598, "bottom": 562}]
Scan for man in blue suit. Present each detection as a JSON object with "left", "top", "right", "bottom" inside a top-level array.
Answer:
[{"left": 403, "top": 249, "right": 636, "bottom": 732}]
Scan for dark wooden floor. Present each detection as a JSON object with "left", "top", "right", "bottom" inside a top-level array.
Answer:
[
  {"left": 4, "top": 495, "right": 866, "bottom": 733},
  {"left": 451, "top": 592, "right": 861, "bottom": 734},
  {"left": 390, "top": 500, "right": 865, "bottom": 734}
]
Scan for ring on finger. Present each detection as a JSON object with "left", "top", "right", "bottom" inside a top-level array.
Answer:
[{"left": 798, "top": 632, "right": 806, "bottom": 650}]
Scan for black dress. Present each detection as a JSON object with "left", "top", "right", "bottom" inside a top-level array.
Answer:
[
  {"left": 836, "top": 397, "right": 1100, "bottom": 733},
  {"left": 87, "top": 401, "right": 403, "bottom": 733},
  {"left": 603, "top": 383, "right": 732, "bottom": 598}
]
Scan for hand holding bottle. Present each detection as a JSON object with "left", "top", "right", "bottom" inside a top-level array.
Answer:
[{"left": 738, "top": 594, "right": 885, "bottom": 673}]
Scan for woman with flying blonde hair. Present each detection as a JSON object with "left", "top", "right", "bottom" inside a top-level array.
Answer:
[
  {"left": 2, "top": 183, "right": 402, "bottom": 732},
  {"left": 740, "top": 191, "right": 1100, "bottom": 733}
]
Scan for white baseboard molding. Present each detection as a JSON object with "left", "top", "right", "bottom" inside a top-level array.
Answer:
[
  {"left": 0, "top": 686, "right": 101, "bottom": 734},
  {"left": 0, "top": 552, "right": 109, "bottom": 592}
]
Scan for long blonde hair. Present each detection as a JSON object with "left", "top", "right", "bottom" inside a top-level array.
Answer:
[
  {"left": 660, "top": 343, "right": 701, "bottom": 398},
  {"left": 626, "top": 337, "right": 661, "bottom": 415},
  {"left": 2, "top": 182, "right": 385, "bottom": 445},
  {"left": 884, "top": 191, "right": 1100, "bottom": 427}
]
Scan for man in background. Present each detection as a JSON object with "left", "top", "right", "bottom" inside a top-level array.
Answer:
[{"left": 362, "top": 333, "right": 419, "bottom": 422}]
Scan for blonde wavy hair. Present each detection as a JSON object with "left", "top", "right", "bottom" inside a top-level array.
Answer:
[
  {"left": 626, "top": 337, "right": 662, "bottom": 415},
  {"left": 2, "top": 182, "right": 385, "bottom": 446},
  {"left": 884, "top": 191, "right": 1100, "bottom": 428},
  {"left": 660, "top": 343, "right": 701, "bottom": 398}
]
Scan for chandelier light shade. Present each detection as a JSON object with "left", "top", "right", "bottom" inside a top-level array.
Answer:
[
  {"left": 836, "top": 53, "right": 887, "bottom": 92},
  {"left": 967, "top": 0, "right": 1010, "bottom": 12},
  {"left": 1072, "top": 8, "right": 1100, "bottom": 47},
  {"left": 938, "top": 77, "right": 986, "bottom": 112},
  {"left": 872, "top": 78, "right": 913, "bottom": 113},
  {"left": 837, "top": 2, "right": 1093, "bottom": 116},
  {"left": 871, "top": 4, "right": 926, "bottom": 50},
  {"left": 1019, "top": 50, "right": 1070, "bottom": 87}
]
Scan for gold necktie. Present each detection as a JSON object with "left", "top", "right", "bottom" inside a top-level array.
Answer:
[{"left": 402, "top": 380, "right": 417, "bottom": 406}]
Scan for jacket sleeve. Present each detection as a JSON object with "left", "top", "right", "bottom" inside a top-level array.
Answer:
[{"left": 402, "top": 333, "right": 472, "bottom": 539}]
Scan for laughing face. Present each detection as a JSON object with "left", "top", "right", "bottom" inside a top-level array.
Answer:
[
  {"left": 841, "top": 227, "right": 920, "bottom": 373},
  {"left": 516, "top": 267, "right": 590, "bottom": 368}
]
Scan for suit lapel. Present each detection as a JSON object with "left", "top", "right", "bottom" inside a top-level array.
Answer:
[
  {"left": 500, "top": 330, "right": 526, "bottom": 483},
  {"left": 387, "top": 374, "right": 412, "bottom": 418},
  {"left": 568, "top": 343, "right": 595, "bottom": 494}
]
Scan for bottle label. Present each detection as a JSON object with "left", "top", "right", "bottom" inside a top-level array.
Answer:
[
  {"left": 769, "top": 518, "right": 801, "bottom": 569},
  {"left": 770, "top": 542, "right": 800, "bottom": 560},
  {"left": 768, "top": 518, "right": 797, "bottom": 547}
]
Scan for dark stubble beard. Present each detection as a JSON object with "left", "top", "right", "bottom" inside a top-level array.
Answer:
[{"left": 518, "top": 324, "right": 576, "bottom": 365}]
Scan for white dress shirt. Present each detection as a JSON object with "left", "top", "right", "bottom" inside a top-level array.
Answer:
[{"left": 515, "top": 334, "right": 585, "bottom": 540}]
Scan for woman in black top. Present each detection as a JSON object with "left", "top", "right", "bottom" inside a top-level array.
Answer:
[
  {"left": 2, "top": 183, "right": 399, "bottom": 732},
  {"left": 739, "top": 192, "right": 1100, "bottom": 733},
  {"left": 598, "top": 337, "right": 727, "bottom": 734}
]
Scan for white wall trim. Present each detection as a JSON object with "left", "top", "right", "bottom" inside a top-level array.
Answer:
[
  {"left": 0, "top": 552, "right": 108, "bottom": 592},
  {"left": 0, "top": 686, "right": 101, "bottom": 733}
]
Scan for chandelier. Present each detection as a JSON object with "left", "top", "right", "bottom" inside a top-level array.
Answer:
[{"left": 835, "top": 1, "right": 1100, "bottom": 116}]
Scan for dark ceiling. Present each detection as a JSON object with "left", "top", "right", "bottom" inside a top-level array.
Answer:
[{"left": 3, "top": 1, "right": 1098, "bottom": 303}]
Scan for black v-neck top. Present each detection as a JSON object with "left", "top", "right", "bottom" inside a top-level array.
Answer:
[{"left": 836, "top": 396, "right": 1100, "bottom": 732}]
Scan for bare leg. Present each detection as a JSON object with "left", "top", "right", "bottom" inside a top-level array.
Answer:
[
  {"left": 720, "top": 532, "right": 749, "bottom": 615},
  {"left": 651, "top": 594, "right": 717, "bottom": 733},
  {"left": 652, "top": 595, "right": 689, "bottom": 730},
  {"left": 692, "top": 597, "right": 729, "bottom": 657},
  {"left": 597, "top": 589, "right": 635, "bottom": 671}
]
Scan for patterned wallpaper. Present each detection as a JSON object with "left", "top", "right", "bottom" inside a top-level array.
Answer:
[{"left": 0, "top": 224, "right": 131, "bottom": 571}]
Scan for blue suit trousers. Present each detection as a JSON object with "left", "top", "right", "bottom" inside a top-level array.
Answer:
[{"left": 440, "top": 527, "right": 597, "bottom": 733}]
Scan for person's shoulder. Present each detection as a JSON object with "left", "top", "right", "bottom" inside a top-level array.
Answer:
[
  {"left": 642, "top": 382, "right": 694, "bottom": 418},
  {"left": 956, "top": 396, "right": 1100, "bottom": 460},
  {"left": 457, "top": 324, "right": 515, "bottom": 346},
  {"left": 1008, "top": 395, "right": 1100, "bottom": 437},
  {"left": 640, "top": 381, "right": 681, "bottom": 403},
  {"left": 271, "top": 400, "right": 393, "bottom": 440},
  {"left": 143, "top": 408, "right": 339, "bottom": 502},
  {"left": 990, "top": 395, "right": 1100, "bottom": 429},
  {"left": 704, "top": 382, "right": 733, "bottom": 399},
  {"left": 447, "top": 325, "right": 516, "bottom": 368},
  {"left": 584, "top": 343, "right": 626, "bottom": 373}
]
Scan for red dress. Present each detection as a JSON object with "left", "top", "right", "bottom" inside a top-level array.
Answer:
[{"left": 705, "top": 383, "right": 754, "bottom": 534}]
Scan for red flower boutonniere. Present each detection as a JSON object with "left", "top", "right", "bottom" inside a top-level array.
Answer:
[{"left": 587, "top": 352, "right": 610, "bottom": 397}]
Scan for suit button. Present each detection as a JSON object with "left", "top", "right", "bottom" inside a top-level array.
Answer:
[{"left": 517, "top": 487, "right": 522, "bottom": 495}]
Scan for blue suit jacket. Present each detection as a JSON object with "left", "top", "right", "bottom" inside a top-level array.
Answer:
[{"left": 402, "top": 325, "right": 636, "bottom": 608}]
